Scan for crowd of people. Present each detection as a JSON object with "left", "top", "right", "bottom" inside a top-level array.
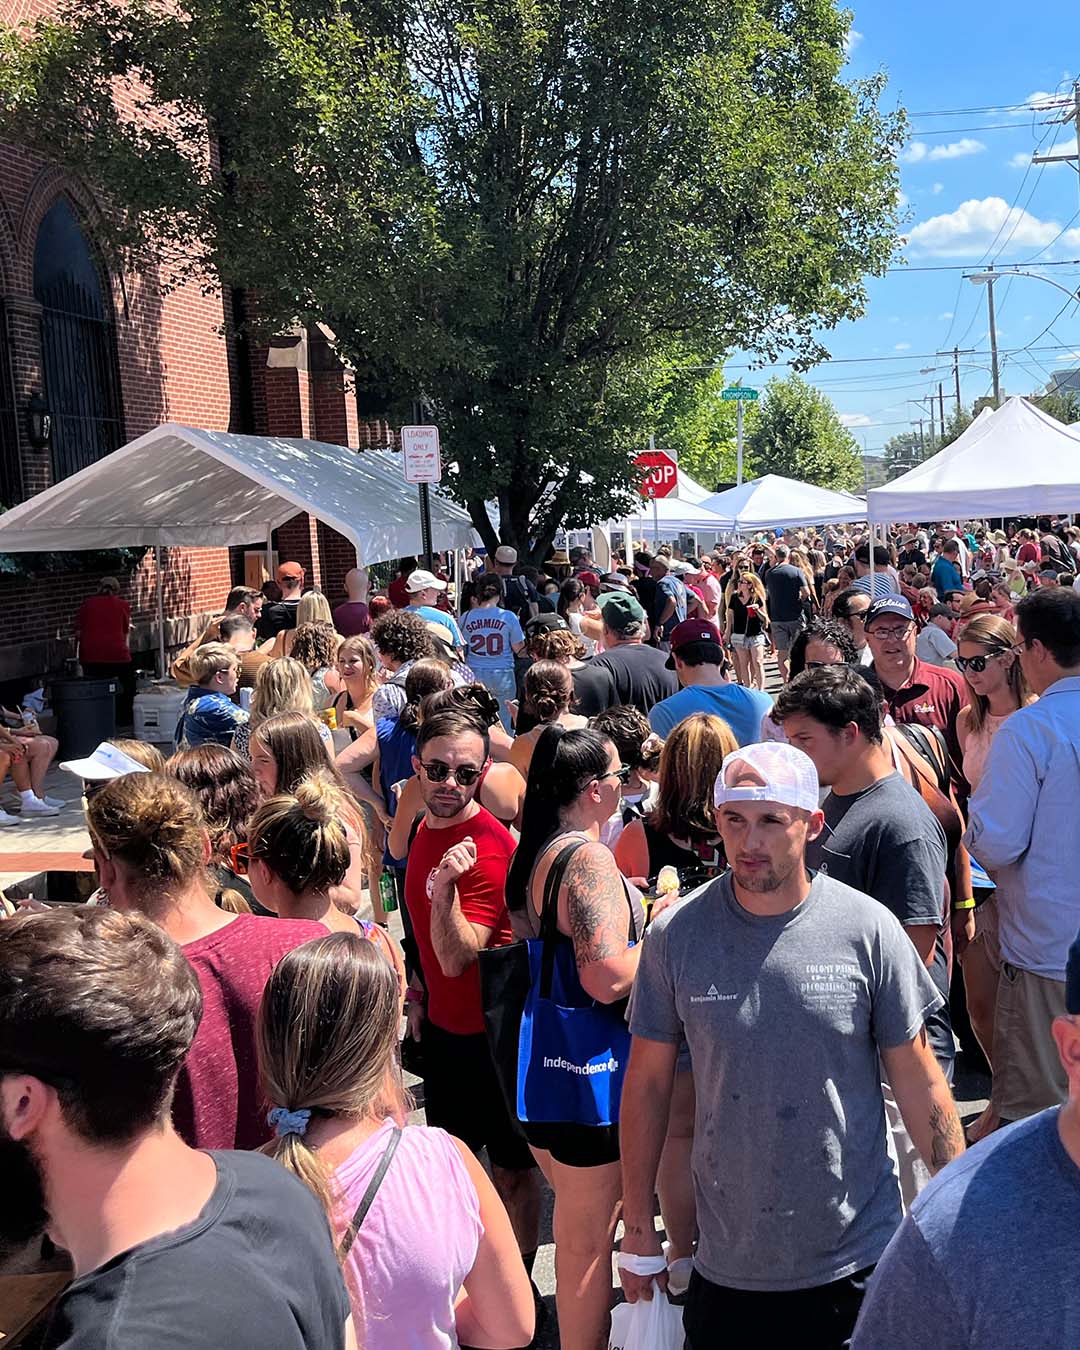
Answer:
[{"left": 4, "top": 516, "right": 1080, "bottom": 1350}]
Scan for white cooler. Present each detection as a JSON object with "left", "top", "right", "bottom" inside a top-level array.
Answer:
[{"left": 133, "top": 683, "right": 188, "bottom": 745}]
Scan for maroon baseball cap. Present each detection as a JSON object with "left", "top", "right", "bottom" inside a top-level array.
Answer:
[{"left": 665, "top": 618, "right": 723, "bottom": 669}]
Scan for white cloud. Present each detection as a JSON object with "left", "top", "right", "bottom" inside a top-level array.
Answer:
[
  {"left": 931, "top": 182, "right": 944, "bottom": 195},
  {"left": 938, "top": 311, "right": 954, "bottom": 320},
  {"left": 1014, "top": 90, "right": 1071, "bottom": 115},
  {"left": 1008, "top": 151, "right": 1032, "bottom": 169},
  {"left": 843, "top": 29, "right": 863, "bottom": 58},
  {"left": 905, "top": 196, "right": 1080, "bottom": 257},
  {"left": 902, "top": 138, "right": 985, "bottom": 165},
  {"left": 1055, "top": 350, "right": 1080, "bottom": 363},
  {"left": 840, "top": 413, "right": 873, "bottom": 428},
  {"left": 894, "top": 342, "right": 912, "bottom": 351}
]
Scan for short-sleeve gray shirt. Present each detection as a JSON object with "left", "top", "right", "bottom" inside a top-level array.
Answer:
[{"left": 628, "top": 871, "right": 943, "bottom": 1292}]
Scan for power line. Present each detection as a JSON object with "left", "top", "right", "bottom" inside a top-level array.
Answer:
[
  {"left": 907, "top": 99, "right": 1071, "bottom": 117},
  {"left": 885, "top": 259, "right": 1080, "bottom": 273}
]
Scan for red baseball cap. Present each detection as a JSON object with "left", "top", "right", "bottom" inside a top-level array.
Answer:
[
  {"left": 666, "top": 619, "right": 723, "bottom": 669},
  {"left": 576, "top": 570, "right": 602, "bottom": 590}
]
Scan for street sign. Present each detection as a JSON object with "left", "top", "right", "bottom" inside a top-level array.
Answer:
[
  {"left": 634, "top": 448, "right": 679, "bottom": 499},
  {"left": 400, "top": 425, "right": 442, "bottom": 483},
  {"left": 721, "top": 387, "right": 759, "bottom": 402}
]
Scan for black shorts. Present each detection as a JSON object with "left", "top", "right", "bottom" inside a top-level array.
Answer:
[
  {"left": 521, "top": 1120, "right": 621, "bottom": 1169},
  {"left": 683, "top": 1266, "right": 875, "bottom": 1350},
  {"left": 422, "top": 1022, "right": 536, "bottom": 1173}
]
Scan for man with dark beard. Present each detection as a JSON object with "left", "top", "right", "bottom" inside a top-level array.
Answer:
[
  {"left": 0, "top": 907, "right": 353, "bottom": 1349},
  {"left": 403, "top": 707, "right": 541, "bottom": 1278},
  {"left": 617, "top": 742, "right": 964, "bottom": 1350}
]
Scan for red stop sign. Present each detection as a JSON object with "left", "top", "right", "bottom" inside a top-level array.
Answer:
[{"left": 634, "top": 449, "right": 679, "bottom": 499}]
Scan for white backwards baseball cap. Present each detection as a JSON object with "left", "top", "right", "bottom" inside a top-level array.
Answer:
[
  {"left": 713, "top": 742, "right": 819, "bottom": 815},
  {"left": 405, "top": 569, "right": 448, "bottom": 593},
  {"left": 60, "top": 742, "right": 152, "bottom": 781}
]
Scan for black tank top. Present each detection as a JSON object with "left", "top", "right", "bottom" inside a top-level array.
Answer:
[{"left": 642, "top": 820, "right": 726, "bottom": 891}]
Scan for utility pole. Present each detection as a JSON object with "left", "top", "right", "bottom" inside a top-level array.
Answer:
[
  {"left": 915, "top": 419, "right": 925, "bottom": 457},
  {"left": 986, "top": 266, "right": 1001, "bottom": 407},
  {"left": 1032, "top": 80, "right": 1080, "bottom": 207},
  {"left": 928, "top": 401, "right": 936, "bottom": 448},
  {"left": 939, "top": 383, "right": 946, "bottom": 435},
  {"left": 937, "top": 347, "right": 976, "bottom": 412}
]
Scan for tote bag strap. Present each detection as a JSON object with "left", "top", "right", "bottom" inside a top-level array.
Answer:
[
  {"left": 337, "top": 1126, "right": 402, "bottom": 1262},
  {"left": 538, "top": 841, "right": 587, "bottom": 997}
]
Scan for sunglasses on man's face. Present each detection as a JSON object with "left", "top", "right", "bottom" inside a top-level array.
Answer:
[
  {"left": 420, "top": 760, "right": 484, "bottom": 786},
  {"left": 955, "top": 648, "right": 1011, "bottom": 674}
]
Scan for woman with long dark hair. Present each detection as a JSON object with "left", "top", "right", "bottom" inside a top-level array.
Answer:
[
  {"left": 166, "top": 743, "right": 260, "bottom": 914},
  {"left": 505, "top": 725, "right": 642, "bottom": 1349}
]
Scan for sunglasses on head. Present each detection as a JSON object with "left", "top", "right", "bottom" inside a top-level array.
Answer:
[
  {"left": 955, "top": 648, "right": 1010, "bottom": 674},
  {"left": 420, "top": 760, "right": 484, "bottom": 786}
]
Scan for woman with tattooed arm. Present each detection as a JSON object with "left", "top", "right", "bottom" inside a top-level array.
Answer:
[{"left": 505, "top": 726, "right": 643, "bottom": 1350}]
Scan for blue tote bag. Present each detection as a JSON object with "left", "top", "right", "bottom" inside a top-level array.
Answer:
[{"left": 516, "top": 842, "right": 634, "bottom": 1128}]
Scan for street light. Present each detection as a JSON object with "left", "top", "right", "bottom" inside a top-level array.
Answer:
[
  {"left": 965, "top": 266, "right": 1080, "bottom": 409},
  {"left": 25, "top": 392, "right": 51, "bottom": 450}
]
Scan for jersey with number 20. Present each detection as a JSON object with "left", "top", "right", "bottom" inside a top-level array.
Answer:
[{"left": 460, "top": 605, "right": 524, "bottom": 670}]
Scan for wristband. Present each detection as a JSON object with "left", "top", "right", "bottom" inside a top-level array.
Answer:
[
  {"left": 404, "top": 987, "right": 425, "bottom": 1005},
  {"left": 953, "top": 898, "right": 976, "bottom": 911},
  {"left": 617, "top": 1252, "right": 668, "bottom": 1276}
]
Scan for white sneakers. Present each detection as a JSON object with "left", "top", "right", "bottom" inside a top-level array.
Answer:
[
  {"left": 0, "top": 808, "right": 21, "bottom": 827},
  {"left": 20, "top": 796, "right": 59, "bottom": 816},
  {"left": 42, "top": 796, "right": 67, "bottom": 809}
]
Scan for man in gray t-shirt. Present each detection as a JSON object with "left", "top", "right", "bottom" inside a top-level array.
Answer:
[
  {"left": 774, "top": 665, "right": 953, "bottom": 1076},
  {"left": 619, "top": 742, "right": 963, "bottom": 1350}
]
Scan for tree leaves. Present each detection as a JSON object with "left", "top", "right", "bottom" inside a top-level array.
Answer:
[
  {"left": 0, "top": 0, "right": 902, "bottom": 555},
  {"left": 744, "top": 373, "right": 862, "bottom": 491}
]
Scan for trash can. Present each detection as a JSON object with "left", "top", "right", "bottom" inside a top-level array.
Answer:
[{"left": 50, "top": 678, "right": 117, "bottom": 760}]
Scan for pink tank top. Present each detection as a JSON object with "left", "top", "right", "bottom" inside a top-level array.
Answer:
[
  {"left": 333, "top": 1120, "right": 481, "bottom": 1349},
  {"left": 962, "top": 709, "right": 1010, "bottom": 791}
]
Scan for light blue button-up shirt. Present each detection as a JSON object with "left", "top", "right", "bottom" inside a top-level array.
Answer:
[{"left": 964, "top": 675, "right": 1080, "bottom": 980}]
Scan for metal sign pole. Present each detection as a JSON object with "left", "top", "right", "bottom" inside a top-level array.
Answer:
[
  {"left": 155, "top": 544, "right": 166, "bottom": 680},
  {"left": 418, "top": 481, "right": 434, "bottom": 571},
  {"left": 737, "top": 400, "right": 744, "bottom": 486}
]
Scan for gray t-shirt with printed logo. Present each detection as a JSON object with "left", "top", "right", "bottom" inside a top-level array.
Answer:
[{"left": 628, "top": 870, "right": 943, "bottom": 1293}]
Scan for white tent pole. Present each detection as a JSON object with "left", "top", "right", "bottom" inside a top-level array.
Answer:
[
  {"left": 155, "top": 544, "right": 166, "bottom": 680},
  {"left": 265, "top": 526, "right": 274, "bottom": 581}
]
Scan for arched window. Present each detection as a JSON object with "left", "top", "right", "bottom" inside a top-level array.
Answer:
[
  {"left": 0, "top": 301, "right": 18, "bottom": 504},
  {"left": 33, "top": 198, "right": 124, "bottom": 482}
]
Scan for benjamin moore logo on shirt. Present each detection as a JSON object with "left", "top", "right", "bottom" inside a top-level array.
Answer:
[{"left": 690, "top": 984, "right": 738, "bottom": 1004}]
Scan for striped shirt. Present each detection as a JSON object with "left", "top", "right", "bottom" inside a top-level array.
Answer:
[{"left": 851, "top": 572, "right": 899, "bottom": 599}]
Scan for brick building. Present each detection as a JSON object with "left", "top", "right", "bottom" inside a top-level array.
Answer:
[{"left": 0, "top": 0, "right": 399, "bottom": 688}]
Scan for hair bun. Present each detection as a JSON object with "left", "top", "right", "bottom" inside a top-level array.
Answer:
[{"left": 292, "top": 773, "right": 338, "bottom": 825}]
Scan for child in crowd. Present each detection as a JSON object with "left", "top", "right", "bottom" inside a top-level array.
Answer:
[{"left": 176, "top": 643, "right": 248, "bottom": 749}]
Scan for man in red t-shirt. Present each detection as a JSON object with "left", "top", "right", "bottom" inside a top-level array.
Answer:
[
  {"left": 77, "top": 575, "right": 134, "bottom": 719},
  {"left": 864, "top": 595, "right": 969, "bottom": 789},
  {"left": 388, "top": 556, "right": 418, "bottom": 609},
  {"left": 405, "top": 706, "right": 540, "bottom": 1264}
]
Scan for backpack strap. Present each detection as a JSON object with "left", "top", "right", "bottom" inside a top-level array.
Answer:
[{"left": 337, "top": 1126, "right": 403, "bottom": 1261}]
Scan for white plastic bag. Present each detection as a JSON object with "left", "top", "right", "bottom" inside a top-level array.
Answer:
[{"left": 607, "top": 1287, "right": 682, "bottom": 1350}]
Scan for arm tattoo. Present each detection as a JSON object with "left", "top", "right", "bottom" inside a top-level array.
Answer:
[
  {"left": 565, "top": 844, "right": 629, "bottom": 969},
  {"left": 929, "top": 1100, "right": 965, "bottom": 1170}
]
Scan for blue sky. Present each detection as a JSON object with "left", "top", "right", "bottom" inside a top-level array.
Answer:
[{"left": 727, "top": 2, "right": 1080, "bottom": 455}]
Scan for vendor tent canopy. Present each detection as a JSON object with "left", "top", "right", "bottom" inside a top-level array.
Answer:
[
  {"left": 699, "top": 474, "right": 867, "bottom": 531},
  {"left": 0, "top": 423, "right": 475, "bottom": 558},
  {"left": 0, "top": 422, "right": 476, "bottom": 678},
  {"left": 607, "top": 469, "right": 729, "bottom": 540},
  {"left": 866, "top": 397, "right": 1080, "bottom": 523}
]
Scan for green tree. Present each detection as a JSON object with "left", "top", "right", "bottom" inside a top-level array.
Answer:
[
  {"left": 745, "top": 374, "right": 862, "bottom": 490},
  {"left": 0, "top": 0, "right": 903, "bottom": 558},
  {"left": 937, "top": 405, "right": 974, "bottom": 452},
  {"left": 651, "top": 356, "right": 757, "bottom": 491},
  {"left": 1030, "top": 389, "right": 1080, "bottom": 425},
  {"left": 882, "top": 428, "right": 926, "bottom": 480}
]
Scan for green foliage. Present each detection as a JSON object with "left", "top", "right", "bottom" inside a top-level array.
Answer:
[
  {"left": 0, "top": 0, "right": 904, "bottom": 558},
  {"left": 744, "top": 373, "right": 862, "bottom": 490},
  {"left": 882, "top": 427, "right": 926, "bottom": 479},
  {"left": 936, "top": 406, "right": 974, "bottom": 452},
  {"left": 1029, "top": 389, "right": 1080, "bottom": 426},
  {"left": 651, "top": 354, "right": 757, "bottom": 491}
]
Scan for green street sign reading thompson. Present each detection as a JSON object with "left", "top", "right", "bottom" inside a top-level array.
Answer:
[{"left": 721, "top": 386, "right": 759, "bottom": 401}]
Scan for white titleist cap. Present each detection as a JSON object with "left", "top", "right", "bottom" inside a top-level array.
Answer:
[
  {"left": 714, "top": 742, "right": 819, "bottom": 815},
  {"left": 60, "top": 742, "right": 152, "bottom": 781}
]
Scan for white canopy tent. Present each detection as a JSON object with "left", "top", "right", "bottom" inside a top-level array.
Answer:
[
  {"left": 699, "top": 473, "right": 867, "bottom": 531},
  {"left": 607, "top": 469, "right": 729, "bottom": 545},
  {"left": 0, "top": 422, "right": 476, "bottom": 674},
  {"left": 866, "top": 397, "right": 1080, "bottom": 523}
]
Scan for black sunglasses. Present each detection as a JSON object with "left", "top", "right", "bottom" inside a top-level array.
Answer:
[
  {"left": 420, "top": 760, "right": 483, "bottom": 786},
  {"left": 599, "top": 765, "right": 633, "bottom": 785},
  {"left": 955, "top": 648, "right": 1011, "bottom": 674}
]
